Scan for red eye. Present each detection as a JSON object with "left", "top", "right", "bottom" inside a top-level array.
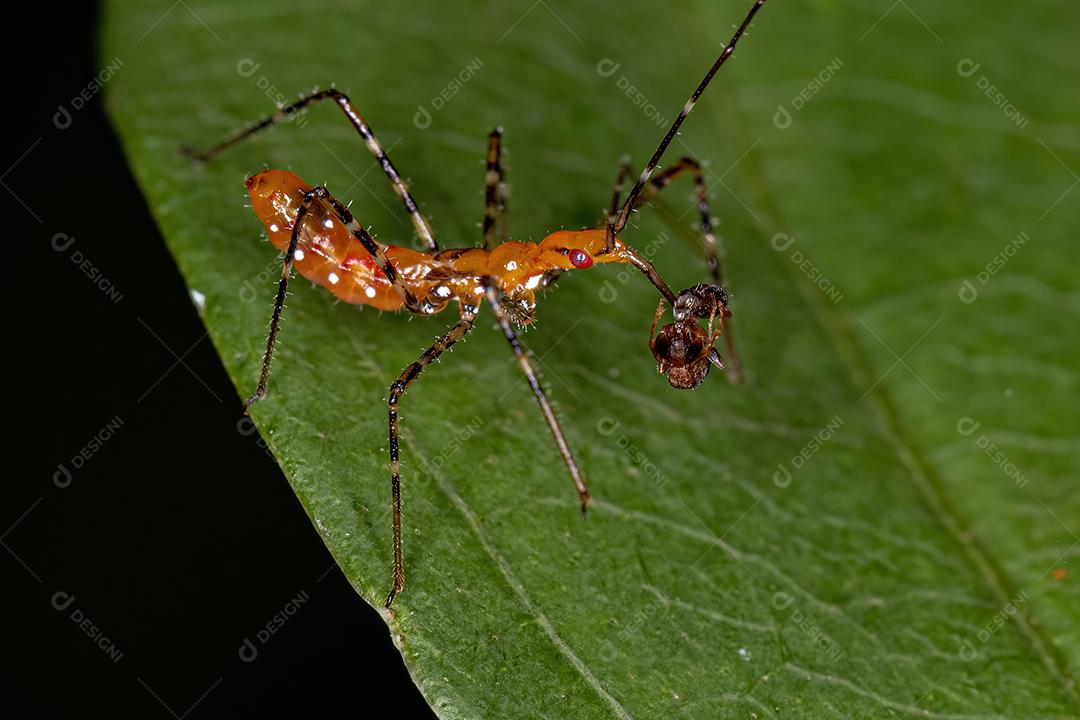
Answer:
[{"left": 569, "top": 249, "right": 593, "bottom": 269}]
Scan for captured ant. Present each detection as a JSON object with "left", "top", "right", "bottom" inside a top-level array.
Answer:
[{"left": 187, "top": 0, "right": 767, "bottom": 606}]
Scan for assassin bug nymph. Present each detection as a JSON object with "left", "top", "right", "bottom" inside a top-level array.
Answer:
[{"left": 188, "top": 0, "right": 766, "bottom": 606}]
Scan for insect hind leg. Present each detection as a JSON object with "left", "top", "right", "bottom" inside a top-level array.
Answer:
[
  {"left": 308, "top": 187, "right": 431, "bottom": 314},
  {"left": 186, "top": 87, "right": 440, "bottom": 252},
  {"left": 243, "top": 188, "right": 321, "bottom": 413},
  {"left": 243, "top": 183, "right": 430, "bottom": 415},
  {"left": 385, "top": 307, "right": 478, "bottom": 606}
]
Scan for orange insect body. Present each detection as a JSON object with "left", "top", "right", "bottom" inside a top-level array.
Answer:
[
  {"left": 192, "top": 0, "right": 767, "bottom": 607},
  {"left": 248, "top": 169, "right": 632, "bottom": 320}
]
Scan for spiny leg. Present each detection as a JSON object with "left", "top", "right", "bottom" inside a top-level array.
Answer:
[
  {"left": 602, "top": 160, "right": 679, "bottom": 303},
  {"left": 637, "top": 157, "right": 743, "bottom": 382},
  {"left": 483, "top": 284, "right": 590, "bottom": 516},
  {"left": 643, "top": 158, "right": 723, "bottom": 282},
  {"left": 610, "top": 0, "right": 765, "bottom": 239},
  {"left": 386, "top": 307, "right": 479, "bottom": 607},
  {"left": 607, "top": 158, "right": 634, "bottom": 236},
  {"left": 598, "top": 0, "right": 766, "bottom": 299},
  {"left": 186, "top": 88, "right": 440, "bottom": 252},
  {"left": 481, "top": 128, "right": 509, "bottom": 249},
  {"left": 243, "top": 188, "right": 322, "bottom": 413}
]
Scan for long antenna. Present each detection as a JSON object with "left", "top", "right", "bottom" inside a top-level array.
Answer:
[{"left": 608, "top": 0, "right": 767, "bottom": 244}]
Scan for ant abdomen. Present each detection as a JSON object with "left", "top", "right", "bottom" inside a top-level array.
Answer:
[{"left": 651, "top": 320, "right": 722, "bottom": 389}]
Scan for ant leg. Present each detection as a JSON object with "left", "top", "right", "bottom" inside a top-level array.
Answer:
[
  {"left": 483, "top": 283, "right": 590, "bottom": 516},
  {"left": 386, "top": 306, "right": 479, "bottom": 607},
  {"left": 243, "top": 188, "right": 324, "bottom": 412},
  {"left": 186, "top": 88, "right": 439, "bottom": 252},
  {"left": 648, "top": 298, "right": 666, "bottom": 349},
  {"left": 636, "top": 157, "right": 743, "bottom": 381},
  {"left": 647, "top": 297, "right": 667, "bottom": 371},
  {"left": 706, "top": 295, "right": 718, "bottom": 339},
  {"left": 482, "top": 128, "right": 508, "bottom": 249}
]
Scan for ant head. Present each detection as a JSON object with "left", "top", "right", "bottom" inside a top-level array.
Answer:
[
  {"left": 672, "top": 283, "right": 732, "bottom": 322},
  {"left": 650, "top": 284, "right": 730, "bottom": 389}
]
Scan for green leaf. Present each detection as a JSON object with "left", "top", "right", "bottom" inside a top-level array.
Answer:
[{"left": 104, "top": 0, "right": 1078, "bottom": 716}]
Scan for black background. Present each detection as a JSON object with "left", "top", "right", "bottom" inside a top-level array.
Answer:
[{"left": 7, "top": 4, "right": 435, "bottom": 717}]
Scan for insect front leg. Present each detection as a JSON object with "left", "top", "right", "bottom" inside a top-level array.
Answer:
[
  {"left": 385, "top": 307, "right": 478, "bottom": 607},
  {"left": 483, "top": 283, "right": 590, "bottom": 517},
  {"left": 594, "top": 0, "right": 766, "bottom": 320},
  {"left": 482, "top": 128, "right": 509, "bottom": 249}
]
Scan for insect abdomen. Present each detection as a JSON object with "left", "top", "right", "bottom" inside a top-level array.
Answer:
[{"left": 247, "top": 169, "right": 411, "bottom": 310}]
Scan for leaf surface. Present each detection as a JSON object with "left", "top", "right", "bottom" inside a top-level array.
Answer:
[{"left": 104, "top": 0, "right": 1078, "bottom": 716}]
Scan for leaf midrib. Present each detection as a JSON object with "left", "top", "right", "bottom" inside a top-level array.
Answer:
[{"left": 707, "top": 63, "right": 1079, "bottom": 710}]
